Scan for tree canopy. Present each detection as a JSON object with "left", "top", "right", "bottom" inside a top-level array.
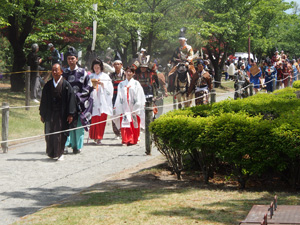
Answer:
[{"left": 0, "top": 0, "right": 298, "bottom": 91}]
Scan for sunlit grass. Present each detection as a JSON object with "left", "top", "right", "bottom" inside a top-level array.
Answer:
[
  {"left": 0, "top": 89, "right": 43, "bottom": 144},
  {"left": 14, "top": 188, "right": 300, "bottom": 225}
]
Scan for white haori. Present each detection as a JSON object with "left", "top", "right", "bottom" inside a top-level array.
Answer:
[
  {"left": 113, "top": 78, "right": 146, "bottom": 129},
  {"left": 90, "top": 72, "right": 113, "bottom": 116}
]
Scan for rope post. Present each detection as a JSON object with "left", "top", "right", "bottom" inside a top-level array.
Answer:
[
  {"left": 249, "top": 83, "right": 254, "bottom": 96},
  {"left": 272, "top": 78, "right": 276, "bottom": 92},
  {"left": 25, "top": 66, "right": 31, "bottom": 110},
  {"left": 287, "top": 76, "right": 291, "bottom": 87},
  {"left": 145, "top": 101, "right": 152, "bottom": 155},
  {"left": 210, "top": 89, "right": 216, "bottom": 104},
  {"left": 2, "top": 102, "right": 9, "bottom": 153}
]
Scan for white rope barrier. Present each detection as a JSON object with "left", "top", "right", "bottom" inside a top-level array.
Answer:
[
  {"left": 1, "top": 73, "right": 299, "bottom": 145},
  {"left": 0, "top": 109, "right": 140, "bottom": 144},
  {"left": 0, "top": 104, "right": 40, "bottom": 110}
]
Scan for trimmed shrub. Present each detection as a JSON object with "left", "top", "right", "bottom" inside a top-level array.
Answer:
[
  {"left": 292, "top": 80, "right": 300, "bottom": 89},
  {"left": 151, "top": 88, "right": 300, "bottom": 188}
]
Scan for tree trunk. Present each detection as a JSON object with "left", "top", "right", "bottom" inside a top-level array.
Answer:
[
  {"left": 131, "top": 35, "right": 137, "bottom": 59},
  {"left": 10, "top": 47, "right": 26, "bottom": 92},
  {"left": 214, "top": 66, "right": 221, "bottom": 88},
  {"left": 6, "top": 0, "right": 40, "bottom": 92}
]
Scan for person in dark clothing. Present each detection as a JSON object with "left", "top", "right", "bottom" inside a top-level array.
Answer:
[
  {"left": 110, "top": 54, "right": 125, "bottom": 139},
  {"left": 47, "top": 43, "right": 61, "bottom": 65},
  {"left": 27, "top": 43, "right": 42, "bottom": 103},
  {"left": 40, "top": 63, "right": 77, "bottom": 161}
]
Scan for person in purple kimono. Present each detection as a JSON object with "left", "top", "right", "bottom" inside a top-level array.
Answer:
[{"left": 62, "top": 46, "right": 94, "bottom": 154}]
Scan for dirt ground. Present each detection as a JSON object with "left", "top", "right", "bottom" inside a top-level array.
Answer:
[
  {"left": 61, "top": 154, "right": 294, "bottom": 206},
  {"left": 0, "top": 83, "right": 11, "bottom": 89}
]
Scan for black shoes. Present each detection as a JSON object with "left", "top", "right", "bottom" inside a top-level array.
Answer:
[{"left": 73, "top": 149, "right": 81, "bottom": 154}]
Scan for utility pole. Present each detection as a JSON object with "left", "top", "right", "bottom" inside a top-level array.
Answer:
[{"left": 248, "top": 24, "right": 251, "bottom": 64}]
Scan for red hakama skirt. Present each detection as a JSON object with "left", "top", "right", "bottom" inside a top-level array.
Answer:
[
  {"left": 120, "top": 115, "right": 140, "bottom": 145},
  {"left": 89, "top": 114, "right": 107, "bottom": 140}
]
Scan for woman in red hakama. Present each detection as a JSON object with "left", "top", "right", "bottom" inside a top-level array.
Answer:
[
  {"left": 113, "top": 67, "right": 146, "bottom": 146},
  {"left": 89, "top": 58, "right": 113, "bottom": 145}
]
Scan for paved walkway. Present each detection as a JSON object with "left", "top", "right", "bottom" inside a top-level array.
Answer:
[
  {"left": 0, "top": 91, "right": 234, "bottom": 225},
  {"left": 0, "top": 120, "right": 161, "bottom": 225}
]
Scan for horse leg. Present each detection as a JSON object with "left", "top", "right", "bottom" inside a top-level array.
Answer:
[{"left": 182, "top": 94, "right": 187, "bottom": 108}]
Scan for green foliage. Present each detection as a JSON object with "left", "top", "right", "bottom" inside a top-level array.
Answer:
[
  {"left": 151, "top": 89, "right": 300, "bottom": 188},
  {"left": 0, "top": 35, "right": 12, "bottom": 74},
  {"left": 292, "top": 80, "right": 300, "bottom": 89}
]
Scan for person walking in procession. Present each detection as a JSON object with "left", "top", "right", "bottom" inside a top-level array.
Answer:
[
  {"left": 188, "top": 59, "right": 213, "bottom": 105},
  {"left": 40, "top": 63, "right": 77, "bottom": 161},
  {"left": 110, "top": 53, "right": 125, "bottom": 139},
  {"left": 89, "top": 58, "right": 113, "bottom": 145},
  {"left": 62, "top": 46, "right": 93, "bottom": 154},
  {"left": 113, "top": 66, "right": 146, "bottom": 146}
]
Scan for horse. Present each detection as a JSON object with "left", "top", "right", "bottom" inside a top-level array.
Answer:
[{"left": 170, "top": 62, "right": 192, "bottom": 109}]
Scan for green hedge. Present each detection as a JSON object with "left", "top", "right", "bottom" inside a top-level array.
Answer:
[
  {"left": 151, "top": 88, "right": 300, "bottom": 188},
  {"left": 292, "top": 80, "right": 300, "bottom": 89}
]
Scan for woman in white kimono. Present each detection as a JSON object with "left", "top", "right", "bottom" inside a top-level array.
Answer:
[
  {"left": 114, "top": 66, "right": 146, "bottom": 145},
  {"left": 89, "top": 58, "right": 113, "bottom": 145}
]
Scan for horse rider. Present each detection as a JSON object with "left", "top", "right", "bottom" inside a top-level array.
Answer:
[
  {"left": 169, "top": 27, "right": 196, "bottom": 77},
  {"left": 234, "top": 63, "right": 250, "bottom": 99},
  {"left": 188, "top": 59, "right": 213, "bottom": 105}
]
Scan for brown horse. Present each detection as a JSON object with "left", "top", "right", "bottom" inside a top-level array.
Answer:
[{"left": 171, "top": 63, "right": 192, "bottom": 109}]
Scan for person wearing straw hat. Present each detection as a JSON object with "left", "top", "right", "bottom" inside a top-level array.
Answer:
[
  {"left": 62, "top": 46, "right": 94, "bottom": 154},
  {"left": 110, "top": 52, "right": 125, "bottom": 139},
  {"left": 89, "top": 58, "right": 113, "bottom": 145},
  {"left": 113, "top": 66, "right": 146, "bottom": 146},
  {"left": 40, "top": 63, "right": 77, "bottom": 161}
]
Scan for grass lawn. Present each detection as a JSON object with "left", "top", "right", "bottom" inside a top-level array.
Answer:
[
  {"left": 0, "top": 88, "right": 43, "bottom": 145},
  {"left": 14, "top": 164, "right": 300, "bottom": 225}
]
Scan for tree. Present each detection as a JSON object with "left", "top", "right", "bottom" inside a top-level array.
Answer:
[
  {"left": 0, "top": 0, "right": 99, "bottom": 92},
  {"left": 187, "top": 0, "right": 292, "bottom": 87}
]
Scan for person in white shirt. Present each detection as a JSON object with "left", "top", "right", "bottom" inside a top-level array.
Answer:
[
  {"left": 89, "top": 58, "right": 113, "bottom": 145},
  {"left": 228, "top": 59, "right": 236, "bottom": 80},
  {"left": 113, "top": 66, "right": 146, "bottom": 146}
]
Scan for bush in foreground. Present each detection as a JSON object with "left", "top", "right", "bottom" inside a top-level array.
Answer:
[{"left": 151, "top": 88, "right": 300, "bottom": 188}]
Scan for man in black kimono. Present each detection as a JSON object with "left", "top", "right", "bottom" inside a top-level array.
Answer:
[{"left": 40, "top": 64, "right": 77, "bottom": 160}]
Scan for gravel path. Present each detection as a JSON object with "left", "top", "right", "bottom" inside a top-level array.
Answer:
[
  {"left": 0, "top": 120, "right": 161, "bottom": 225},
  {"left": 0, "top": 91, "right": 234, "bottom": 225}
]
